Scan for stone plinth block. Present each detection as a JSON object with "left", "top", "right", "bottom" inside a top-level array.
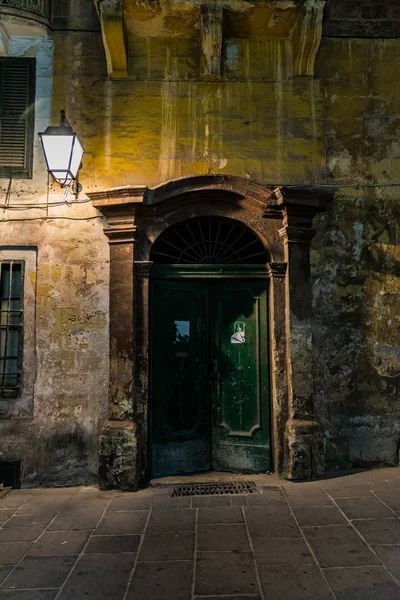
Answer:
[
  {"left": 284, "top": 419, "right": 325, "bottom": 480},
  {"left": 99, "top": 420, "right": 137, "bottom": 490}
]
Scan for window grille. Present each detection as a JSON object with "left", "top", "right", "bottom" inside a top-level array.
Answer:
[
  {"left": 0, "top": 261, "right": 24, "bottom": 399},
  {"left": 0, "top": 57, "right": 36, "bottom": 178}
]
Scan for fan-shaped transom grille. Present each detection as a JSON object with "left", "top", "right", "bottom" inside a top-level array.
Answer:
[{"left": 150, "top": 217, "right": 268, "bottom": 265}]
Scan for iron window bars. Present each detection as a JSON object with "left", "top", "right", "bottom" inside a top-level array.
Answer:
[{"left": 0, "top": 261, "right": 24, "bottom": 399}]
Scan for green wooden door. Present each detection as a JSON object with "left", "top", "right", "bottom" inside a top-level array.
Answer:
[
  {"left": 151, "top": 280, "right": 211, "bottom": 477},
  {"left": 210, "top": 281, "right": 270, "bottom": 472},
  {"left": 151, "top": 277, "right": 270, "bottom": 477}
]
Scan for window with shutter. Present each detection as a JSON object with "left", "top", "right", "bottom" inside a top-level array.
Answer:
[{"left": 0, "top": 58, "right": 36, "bottom": 179}]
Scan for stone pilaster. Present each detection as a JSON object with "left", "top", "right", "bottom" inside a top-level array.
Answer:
[
  {"left": 88, "top": 187, "right": 146, "bottom": 489},
  {"left": 267, "top": 262, "right": 289, "bottom": 475},
  {"left": 133, "top": 261, "right": 153, "bottom": 486},
  {"left": 278, "top": 187, "right": 333, "bottom": 479}
]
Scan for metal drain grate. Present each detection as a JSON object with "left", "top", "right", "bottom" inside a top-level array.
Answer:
[{"left": 171, "top": 481, "right": 258, "bottom": 497}]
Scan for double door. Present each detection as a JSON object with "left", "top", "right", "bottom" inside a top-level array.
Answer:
[{"left": 151, "top": 278, "right": 270, "bottom": 477}]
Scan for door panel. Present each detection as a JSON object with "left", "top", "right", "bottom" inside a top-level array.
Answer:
[
  {"left": 211, "top": 281, "right": 270, "bottom": 472},
  {"left": 151, "top": 280, "right": 211, "bottom": 477}
]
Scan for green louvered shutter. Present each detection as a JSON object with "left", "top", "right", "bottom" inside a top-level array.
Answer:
[{"left": 0, "top": 58, "right": 36, "bottom": 178}]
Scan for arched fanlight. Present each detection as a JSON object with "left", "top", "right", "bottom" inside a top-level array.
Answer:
[{"left": 39, "top": 110, "right": 84, "bottom": 189}]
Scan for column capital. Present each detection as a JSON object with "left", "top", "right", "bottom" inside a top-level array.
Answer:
[
  {"left": 87, "top": 186, "right": 147, "bottom": 244},
  {"left": 134, "top": 261, "right": 153, "bottom": 278},
  {"left": 279, "top": 226, "right": 316, "bottom": 245}
]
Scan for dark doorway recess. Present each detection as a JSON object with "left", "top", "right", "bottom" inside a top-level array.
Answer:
[{"left": 150, "top": 217, "right": 271, "bottom": 478}]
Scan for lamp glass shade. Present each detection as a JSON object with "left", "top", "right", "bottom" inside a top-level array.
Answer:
[{"left": 39, "top": 124, "right": 84, "bottom": 186}]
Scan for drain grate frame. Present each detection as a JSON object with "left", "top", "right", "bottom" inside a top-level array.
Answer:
[{"left": 170, "top": 481, "right": 258, "bottom": 497}]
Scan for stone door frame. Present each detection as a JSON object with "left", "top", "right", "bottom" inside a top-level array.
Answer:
[{"left": 88, "top": 175, "right": 333, "bottom": 490}]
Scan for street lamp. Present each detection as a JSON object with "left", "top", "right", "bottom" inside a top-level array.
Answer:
[{"left": 39, "top": 110, "right": 84, "bottom": 191}]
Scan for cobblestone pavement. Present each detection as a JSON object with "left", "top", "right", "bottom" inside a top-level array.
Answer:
[{"left": 1, "top": 468, "right": 400, "bottom": 599}]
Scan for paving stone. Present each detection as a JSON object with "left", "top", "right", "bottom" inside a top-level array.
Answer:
[
  {"left": 84, "top": 535, "right": 140, "bottom": 554},
  {"left": 147, "top": 509, "right": 195, "bottom": 532},
  {"left": 16, "top": 492, "right": 74, "bottom": 509},
  {"left": 48, "top": 505, "right": 105, "bottom": 531},
  {"left": 58, "top": 553, "right": 135, "bottom": 600},
  {"left": 0, "top": 591, "right": 58, "bottom": 600},
  {"left": 363, "top": 476, "right": 400, "bottom": 490},
  {"left": 152, "top": 496, "right": 191, "bottom": 508},
  {"left": 374, "top": 490, "right": 400, "bottom": 512},
  {"left": 284, "top": 488, "right": 332, "bottom": 507},
  {"left": 197, "top": 524, "right": 250, "bottom": 552},
  {"left": 126, "top": 560, "right": 193, "bottom": 600},
  {"left": 0, "top": 566, "right": 13, "bottom": 586},
  {"left": 2, "top": 556, "right": 76, "bottom": 589},
  {"left": 0, "top": 543, "right": 32, "bottom": 565},
  {"left": 28, "top": 489, "right": 78, "bottom": 497},
  {"left": 373, "top": 545, "right": 400, "bottom": 580},
  {"left": 245, "top": 506, "right": 300, "bottom": 539},
  {"left": 336, "top": 497, "right": 394, "bottom": 520},
  {"left": 95, "top": 510, "right": 148, "bottom": 535},
  {"left": 229, "top": 495, "right": 248, "bottom": 506},
  {"left": 324, "top": 565, "right": 400, "bottom": 600},
  {"left": 325, "top": 486, "right": 373, "bottom": 498},
  {"left": 3, "top": 514, "right": 56, "bottom": 529},
  {"left": 107, "top": 495, "right": 153, "bottom": 511},
  {"left": 247, "top": 488, "right": 286, "bottom": 506},
  {"left": 152, "top": 488, "right": 170, "bottom": 496},
  {"left": 28, "top": 531, "right": 91, "bottom": 556},
  {"left": 16, "top": 500, "right": 67, "bottom": 516},
  {"left": 73, "top": 489, "right": 116, "bottom": 505},
  {"left": 258, "top": 564, "right": 333, "bottom": 599},
  {"left": 0, "top": 511, "right": 15, "bottom": 524},
  {"left": 303, "top": 526, "right": 379, "bottom": 567},
  {"left": 0, "top": 528, "right": 45, "bottom": 544},
  {"left": 197, "top": 506, "right": 243, "bottom": 524},
  {"left": 1, "top": 495, "right": 31, "bottom": 510},
  {"left": 293, "top": 505, "right": 348, "bottom": 527},
  {"left": 353, "top": 518, "right": 400, "bottom": 545},
  {"left": 196, "top": 597, "right": 261, "bottom": 600},
  {"left": 252, "top": 537, "right": 314, "bottom": 566},
  {"left": 195, "top": 551, "right": 258, "bottom": 596},
  {"left": 192, "top": 496, "right": 231, "bottom": 507},
  {"left": 139, "top": 531, "right": 194, "bottom": 561}
]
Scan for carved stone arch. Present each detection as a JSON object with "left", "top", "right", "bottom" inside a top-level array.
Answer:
[
  {"left": 134, "top": 187, "right": 284, "bottom": 265},
  {"left": 89, "top": 175, "right": 334, "bottom": 490},
  {"left": 149, "top": 215, "right": 271, "bottom": 266}
]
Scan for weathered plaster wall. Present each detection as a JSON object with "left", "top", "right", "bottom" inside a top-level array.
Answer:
[
  {"left": 312, "top": 37, "right": 400, "bottom": 468},
  {"left": 54, "top": 3, "right": 325, "bottom": 190},
  {"left": 0, "top": 204, "right": 109, "bottom": 486},
  {"left": 323, "top": 0, "right": 400, "bottom": 38},
  {"left": 0, "top": 11, "right": 109, "bottom": 486},
  {"left": 1, "top": 0, "right": 399, "bottom": 485}
]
